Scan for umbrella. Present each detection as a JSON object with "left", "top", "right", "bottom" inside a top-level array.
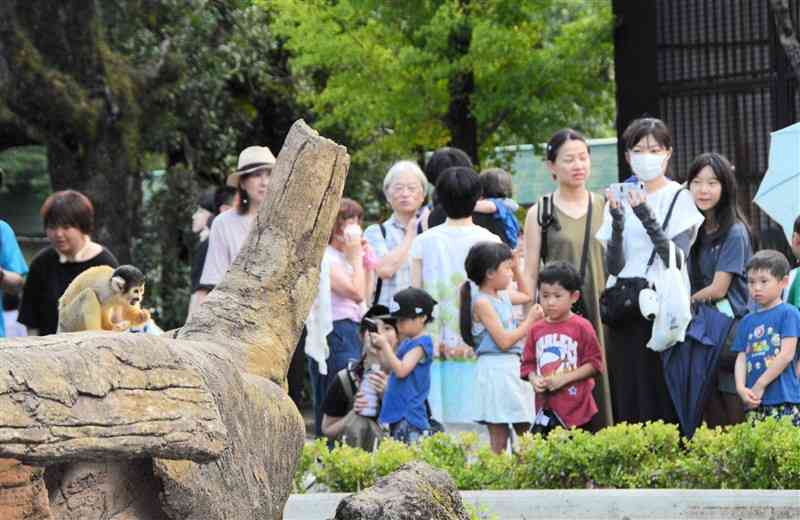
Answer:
[
  {"left": 754, "top": 122, "right": 800, "bottom": 243},
  {"left": 660, "top": 304, "right": 734, "bottom": 438}
]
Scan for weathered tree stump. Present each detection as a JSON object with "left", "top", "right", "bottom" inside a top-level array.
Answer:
[{"left": 0, "top": 120, "right": 349, "bottom": 519}]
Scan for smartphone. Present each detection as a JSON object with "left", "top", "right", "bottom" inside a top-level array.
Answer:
[
  {"left": 608, "top": 182, "right": 644, "bottom": 203},
  {"left": 362, "top": 317, "right": 379, "bottom": 333}
]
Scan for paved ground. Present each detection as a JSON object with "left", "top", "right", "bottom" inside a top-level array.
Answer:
[{"left": 284, "top": 489, "right": 800, "bottom": 520}]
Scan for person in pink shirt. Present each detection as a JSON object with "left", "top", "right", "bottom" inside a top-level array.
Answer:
[
  {"left": 521, "top": 261, "right": 604, "bottom": 431},
  {"left": 308, "top": 198, "right": 377, "bottom": 436}
]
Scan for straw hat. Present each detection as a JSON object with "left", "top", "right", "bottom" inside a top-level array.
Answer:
[{"left": 226, "top": 146, "right": 276, "bottom": 187}]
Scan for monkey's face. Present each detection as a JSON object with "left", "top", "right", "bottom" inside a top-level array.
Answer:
[{"left": 126, "top": 284, "right": 145, "bottom": 307}]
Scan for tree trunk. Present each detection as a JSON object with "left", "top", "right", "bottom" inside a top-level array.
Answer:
[
  {"left": 771, "top": 0, "right": 800, "bottom": 81},
  {"left": 0, "top": 120, "right": 349, "bottom": 520},
  {"left": 0, "top": 1, "right": 158, "bottom": 263},
  {"left": 443, "top": 13, "right": 479, "bottom": 164}
]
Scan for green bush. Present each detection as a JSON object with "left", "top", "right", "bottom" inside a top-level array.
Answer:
[{"left": 295, "top": 419, "right": 800, "bottom": 493}]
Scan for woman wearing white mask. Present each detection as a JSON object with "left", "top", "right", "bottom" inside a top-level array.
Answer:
[{"left": 596, "top": 118, "right": 704, "bottom": 424}]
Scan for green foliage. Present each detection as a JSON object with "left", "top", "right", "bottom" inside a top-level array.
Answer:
[
  {"left": 0, "top": 146, "right": 49, "bottom": 198},
  {"left": 269, "top": 0, "right": 614, "bottom": 169},
  {"left": 102, "top": 1, "right": 304, "bottom": 183},
  {"left": 133, "top": 165, "right": 197, "bottom": 330},
  {"left": 296, "top": 420, "right": 800, "bottom": 493},
  {"left": 465, "top": 502, "right": 499, "bottom": 520}
]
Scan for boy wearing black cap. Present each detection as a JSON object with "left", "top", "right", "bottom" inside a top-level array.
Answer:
[{"left": 370, "top": 287, "right": 437, "bottom": 443}]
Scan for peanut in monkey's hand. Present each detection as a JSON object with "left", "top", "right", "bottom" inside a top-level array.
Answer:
[{"left": 136, "top": 308, "right": 151, "bottom": 325}]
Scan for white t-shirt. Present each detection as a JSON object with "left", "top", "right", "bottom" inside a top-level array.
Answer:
[
  {"left": 596, "top": 181, "right": 704, "bottom": 286},
  {"left": 199, "top": 210, "right": 254, "bottom": 286},
  {"left": 410, "top": 223, "right": 501, "bottom": 347}
]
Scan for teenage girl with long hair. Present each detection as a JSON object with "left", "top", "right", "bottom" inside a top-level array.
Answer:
[
  {"left": 687, "top": 152, "right": 753, "bottom": 427},
  {"left": 459, "top": 242, "right": 542, "bottom": 453}
]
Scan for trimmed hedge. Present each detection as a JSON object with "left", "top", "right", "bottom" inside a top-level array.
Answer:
[{"left": 295, "top": 419, "right": 800, "bottom": 493}]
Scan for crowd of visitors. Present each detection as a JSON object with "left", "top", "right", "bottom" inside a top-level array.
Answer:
[{"left": 1, "top": 116, "right": 799, "bottom": 454}]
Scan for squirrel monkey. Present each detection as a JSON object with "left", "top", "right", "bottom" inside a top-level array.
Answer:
[{"left": 57, "top": 265, "right": 151, "bottom": 333}]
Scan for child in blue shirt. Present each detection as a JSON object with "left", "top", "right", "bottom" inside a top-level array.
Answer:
[
  {"left": 474, "top": 168, "right": 521, "bottom": 248},
  {"left": 733, "top": 250, "right": 800, "bottom": 426},
  {"left": 372, "top": 287, "right": 437, "bottom": 443}
]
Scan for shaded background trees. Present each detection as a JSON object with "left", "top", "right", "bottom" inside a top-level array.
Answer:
[
  {"left": 0, "top": 0, "right": 307, "bottom": 327},
  {"left": 272, "top": 0, "right": 615, "bottom": 166},
  {"left": 0, "top": 0, "right": 616, "bottom": 329}
]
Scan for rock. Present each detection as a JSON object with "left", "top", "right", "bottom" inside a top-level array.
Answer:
[
  {"left": 334, "top": 461, "right": 469, "bottom": 520},
  {"left": 0, "top": 458, "right": 51, "bottom": 520}
]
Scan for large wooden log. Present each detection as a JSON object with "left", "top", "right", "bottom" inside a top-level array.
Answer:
[
  {"left": 0, "top": 120, "right": 349, "bottom": 520},
  {"left": 0, "top": 334, "right": 226, "bottom": 464}
]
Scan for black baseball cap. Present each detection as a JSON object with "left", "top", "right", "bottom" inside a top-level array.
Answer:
[
  {"left": 360, "top": 304, "right": 397, "bottom": 333},
  {"left": 388, "top": 287, "right": 437, "bottom": 323}
]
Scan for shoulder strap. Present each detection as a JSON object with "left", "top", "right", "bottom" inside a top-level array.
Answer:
[
  {"left": 371, "top": 223, "right": 388, "bottom": 306},
  {"left": 647, "top": 188, "right": 684, "bottom": 268},
  {"left": 577, "top": 193, "right": 593, "bottom": 283},
  {"left": 338, "top": 368, "right": 356, "bottom": 408},
  {"left": 537, "top": 194, "right": 557, "bottom": 263}
]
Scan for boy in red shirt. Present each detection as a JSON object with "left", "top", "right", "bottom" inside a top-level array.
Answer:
[{"left": 521, "top": 261, "right": 604, "bottom": 431}]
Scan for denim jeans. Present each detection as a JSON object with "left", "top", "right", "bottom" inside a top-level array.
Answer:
[{"left": 307, "top": 319, "right": 362, "bottom": 437}]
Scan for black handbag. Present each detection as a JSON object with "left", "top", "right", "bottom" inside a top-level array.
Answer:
[
  {"left": 599, "top": 188, "right": 684, "bottom": 327},
  {"left": 599, "top": 276, "right": 651, "bottom": 327}
]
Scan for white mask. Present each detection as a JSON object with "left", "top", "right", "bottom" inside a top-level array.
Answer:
[{"left": 630, "top": 152, "right": 668, "bottom": 182}]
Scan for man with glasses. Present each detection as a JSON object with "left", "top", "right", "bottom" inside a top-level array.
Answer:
[{"left": 364, "top": 160, "right": 427, "bottom": 308}]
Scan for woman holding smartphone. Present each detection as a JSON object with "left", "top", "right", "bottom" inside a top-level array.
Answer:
[
  {"left": 596, "top": 117, "right": 704, "bottom": 424},
  {"left": 523, "top": 128, "right": 614, "bottom": 431}
]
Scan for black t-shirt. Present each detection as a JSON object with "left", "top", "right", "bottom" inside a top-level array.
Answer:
[
  {"left": 18, "top": 246, "right": 119, "bottom": 335},
  {"left": 190, "top": 239, "right": 213, "bottom": 293},
  {"left": 321, "top": 369, "right": 358, "bottom": 418}
]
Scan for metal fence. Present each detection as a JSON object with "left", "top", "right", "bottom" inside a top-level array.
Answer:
[{"left": 654, "top": 0, "right": 799, "bottom": 236}]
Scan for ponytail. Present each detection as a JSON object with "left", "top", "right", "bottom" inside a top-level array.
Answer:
[{"left": 459, "top": 281, "right": 475, "bottom": 347}]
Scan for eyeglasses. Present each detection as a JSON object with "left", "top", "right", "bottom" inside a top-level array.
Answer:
[{"left": 389, "top": 184, "right": 423, "bottom": 195}]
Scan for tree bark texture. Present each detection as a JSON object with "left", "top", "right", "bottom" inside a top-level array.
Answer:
[
  {"left": 0, "top": 334, "right": 226, "bottom": 464},
  {"left": 771, "top": 0, "right": 800, "bottom": 81},
  {"left": 0, "top": 120, "right": 350, "bottom": 520},
  {"left": 0, "top": 1, "right": 175, "bottom": 263}
]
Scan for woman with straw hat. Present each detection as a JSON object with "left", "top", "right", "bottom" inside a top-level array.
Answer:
[{"left": 197, "top": 146, "right": 276, "bottom": 301}]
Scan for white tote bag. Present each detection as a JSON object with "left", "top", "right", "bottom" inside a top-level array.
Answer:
[{"left": 646, "top": 241, "right": 692, "bottom": 352}]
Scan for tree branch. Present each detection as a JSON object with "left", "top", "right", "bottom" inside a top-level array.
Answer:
[
  {"left": 771, "top": 0, "right": 800, "bottom": 80},
  {"left": 478, "top": 108, "right": 513, "bottom": 145}
]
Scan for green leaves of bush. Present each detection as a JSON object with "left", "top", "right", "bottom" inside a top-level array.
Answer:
[{"left": 296, "top": 419, "right": 800, "bottom": 493}]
